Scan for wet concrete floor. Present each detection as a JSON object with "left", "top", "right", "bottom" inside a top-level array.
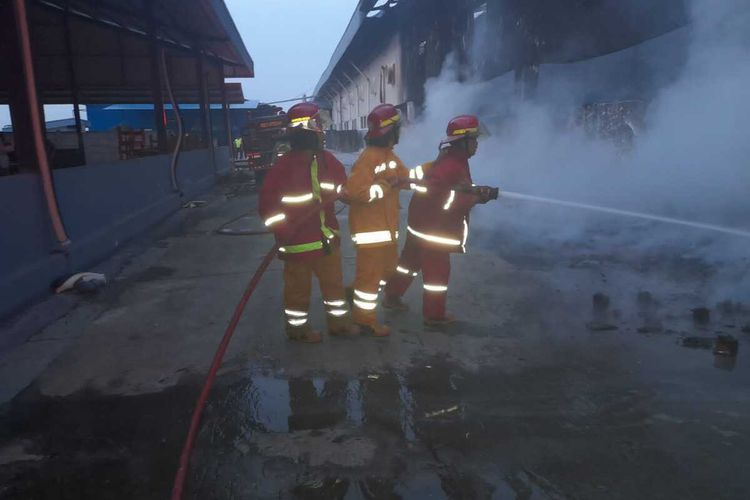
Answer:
[{"left": 1, "top": 176, "right": 749, "bottom": 499}]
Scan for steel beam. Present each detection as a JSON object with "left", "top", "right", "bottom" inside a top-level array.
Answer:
[
  {"left": 220, "top": 63, "right": 232, "bottom": 153},
  {"left": 197, "top": 52, "right": 216, "bottom": 172},
  {"left": 146, "top": 3, "right": 167, "bottom": 153},
  {"left": 62, "top": 2, "right": 85, "bottom": 165}
]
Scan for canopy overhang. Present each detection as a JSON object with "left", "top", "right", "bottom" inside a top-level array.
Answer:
[{"left": 0, "top": 0, "right": 254, "bottom": 105}]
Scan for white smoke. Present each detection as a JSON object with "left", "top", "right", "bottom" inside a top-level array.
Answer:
[
  {"left": 399, "top": 0, "right": 750, "bottom": 228},
  {"left": 396, "top": 0, "right": 750, "bottom": 302}
]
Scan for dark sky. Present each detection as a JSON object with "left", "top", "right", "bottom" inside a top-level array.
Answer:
[{"left": 225, "top": 0, "right": 357, "bottom": 106}]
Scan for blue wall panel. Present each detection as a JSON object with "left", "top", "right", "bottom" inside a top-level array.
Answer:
[{"left": 0, "top": 146, "right": 228, "bottom": 319}]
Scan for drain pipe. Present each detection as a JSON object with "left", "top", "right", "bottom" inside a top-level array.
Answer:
[
  {"left": 13, "top": 0, "right": 70, "bottom": 247},
  {"left": 160, "top": 49, "right": 183, "bottom": 193}
]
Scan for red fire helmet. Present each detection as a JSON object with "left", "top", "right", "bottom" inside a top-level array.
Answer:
[
  {"left": 440, "top": 115, "right": 482, "bottom": 146},
  {"left": 287, "top": 102, "right": 325, "bottom": 133},
  {"left": 366, "top": 104, "right": 401, "bottom": 139}
]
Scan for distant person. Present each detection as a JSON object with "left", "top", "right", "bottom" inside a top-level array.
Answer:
[
  {"left": 234, "top": 136, "right": 243, "bottom": 160},
  {"left": 384, "top": 115, "right": 497, "bottom": 326},
  {"left": 343, "top": 104, "right": 409, "bottom": 337},
  {"left": 258, "top": 103, "right": 358, "bottom": 343}
]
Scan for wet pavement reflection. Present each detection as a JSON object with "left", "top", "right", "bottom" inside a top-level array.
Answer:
[
  {"left": 184, "top": 340, "right": 750, "bottom": 500},
  {"left": 2, "top": 210, "right": 750, "bottom": 499}
]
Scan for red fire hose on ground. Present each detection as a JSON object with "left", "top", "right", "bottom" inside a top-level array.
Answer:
[
  {"left": 170, "top": 198, "right": 345, "bottom": 499},
  {"left": 170, "top": 242, "right": 277, "bottom": 500}
]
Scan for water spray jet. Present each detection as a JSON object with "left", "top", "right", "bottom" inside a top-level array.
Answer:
[{"left": 501, "top": 191, "right": 750, "bottom": 239}]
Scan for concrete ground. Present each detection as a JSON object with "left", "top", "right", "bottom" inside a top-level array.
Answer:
[{"left": 1, "top": 169, "right": 749, "bottom": 500}]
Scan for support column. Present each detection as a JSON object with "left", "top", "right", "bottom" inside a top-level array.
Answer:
[
  {"left": 62, "top": 4, "right": 85, "bottom": 165},
  {"left": 2, "top": 0, "right": 32, "bottom": 170},
  {"left": 197, "top": 52, "right": 216, "bottom": 172},
  {"left": 12, "top": 0, "right": 70, "bottom": 246},
  {"left": 146, "top": 3, "right": 167, "bottom": 153},
  {"left": 220, "top": 63, "right": 232, "bottom": 153}
]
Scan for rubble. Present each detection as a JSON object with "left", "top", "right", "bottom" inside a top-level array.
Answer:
[
  {"left": 424, "top": 405, "right": 460, "bottom": 419},
  {"left": 586, "top": 321, "right": 618, "bottom": 332},
  {"left": 182, "top": 200, "right": 207, "bottom": 209},
  {"left": 716, "top": 300, "right": 743, "bottom": 315},
  {"left": 714, "top": 355, "right": 737, "bottom": 372},
  {"left": 637, "top": 325, "right": 664, "bottom": 334},
  {"left": 592, "top": 292, "right": 610, "bottom": 311},
  {"left": 691, "top": 307, "right": 710, "bottom": 325},
  {"left": 713, "top": 335, "right": 739, "bottom": 357},
  {"left": 681, "top": 336, "right": 714, "bottom": 349}
]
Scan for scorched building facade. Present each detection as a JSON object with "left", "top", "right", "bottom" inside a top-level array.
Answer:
[{"left": 315, "top": 0, "right": 689, "bottom": 132}]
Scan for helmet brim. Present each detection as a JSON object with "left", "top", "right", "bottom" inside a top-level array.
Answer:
[
  {"left": 439, "top": 131, "right": 480, "bottom": 146},
  {"left": 365, "top": 122, "right": 398, "bottom": 140}
]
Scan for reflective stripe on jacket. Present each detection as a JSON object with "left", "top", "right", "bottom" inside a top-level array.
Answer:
[
  {"left": 259, "top": 150, "right": 347, "bottom": 261},
  {"left": 406, "top": 148, "right": 477, "bottom": 253},
  {"left": 345, "top": 146, "right": 409, "bottom": 247}
]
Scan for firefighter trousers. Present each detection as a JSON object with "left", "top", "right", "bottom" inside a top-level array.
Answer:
[
  {"left": 384, "top": 235, "right": 451, "bottom": 320},
  {"left": 283, "top": 247, "right": 351, "bottom": 333},
  {"left": 352, "top": 244, "right": 399, "bottom": 326}
]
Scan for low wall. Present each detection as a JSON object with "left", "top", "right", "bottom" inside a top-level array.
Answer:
[
  {"left": 0, "top": 146, "right": 229, "bottom": 318},
  {"left": 325, "top": 130, "right": 364, "bottom": 153}
]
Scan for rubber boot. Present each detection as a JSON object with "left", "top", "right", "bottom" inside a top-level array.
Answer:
[
  {"left": 358, "top": 322, "right": 391, "bottom": 338},
  {"left": 383, "top": 295, "right": 409, "bottom": 311},
  {"left": 285, "top": 324, "right": 323, "bottom": 343},
  {"left": 328, "top": 314, "right": 361, "bottom": 338}
]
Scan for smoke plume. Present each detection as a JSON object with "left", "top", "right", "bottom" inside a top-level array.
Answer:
[
  {"left": 396, "top": 0, "right": 750, "bottom": 301},
  {"left": 399, "top": 0, "right": 750, "bottom": 227}
]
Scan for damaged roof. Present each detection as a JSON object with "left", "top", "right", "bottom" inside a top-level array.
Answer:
[
  {"left": 313, "top": 0, "right": 401, "bottom": 101},
  {"left": 314, "top": 0, "right": 689, "bottom": 101}
]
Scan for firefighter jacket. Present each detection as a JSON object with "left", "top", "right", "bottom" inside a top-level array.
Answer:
[
  {"left": 345, "top": 146, "right": 409, "bottom": 248},
  {"left": 406, "top": 148, "right": 478, "bottom": 253},
  {"left": 259, "top": 150, "right": 347, "bottom": 261}
]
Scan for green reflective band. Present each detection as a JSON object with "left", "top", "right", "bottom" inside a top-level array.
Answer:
[
  {"left": 310, "top": 155, "right": 336, "bottom": 240},
  {"left": 321, "top": 226, "right": 335, "bottom": 239},
  {"left": 311, "top": 156, "right": 322, "bottom": 201},
  {"left": 281, "top": 240, "right": 324, "bottom": 254}
]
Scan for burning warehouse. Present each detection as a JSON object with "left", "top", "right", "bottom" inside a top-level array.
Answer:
[
  {"left": 1, "top": 1, "right": 749, "bottom": 498},
  {"left": 315, "top": 0, "right": 689, "bottom": 136}
]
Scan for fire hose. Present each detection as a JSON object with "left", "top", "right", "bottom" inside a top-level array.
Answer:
[
  {"left": 13, "top": 0, "right": 70, "bottom": 247},
  {"left": 170, "top": 241, "right": 276, "bottom": 499},
  {"left": 170, "top": 178, "right": 745, "bottom": 499},
  {"left": 161, "top": 49, "right": 183, "bottom": 194},
  {"left": 170, "top": 181, "right": 497, "bottom": 498},
  {"left": 170, "top": 196, "right": 343, "bottom": 500}
]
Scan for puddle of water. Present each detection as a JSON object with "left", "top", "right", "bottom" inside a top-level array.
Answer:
[
  {"left": 246, "top": 375, "right": 291, "bottom": 433},
  {"left": 2, "top": 342, "right": 748, "bottom": 500},
  {"left": 188, "top": 345, "right": 750, "bottom": 499},
  {"left": 0, "top": 381, "right": 202, "bottom": 500}
]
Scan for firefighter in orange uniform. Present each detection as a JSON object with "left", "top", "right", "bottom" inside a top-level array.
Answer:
[
  {"left": 384, "top": 115, "right": 496, "bottom": 325},
  {"left": 259, "top": 103, "right": 358, "bottom": 343},
  {"left": 344, "top": 104, "right": 409, "bottom": 337}
]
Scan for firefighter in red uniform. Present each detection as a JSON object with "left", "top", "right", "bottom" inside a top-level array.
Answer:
[
  {"left": 259, "top": 102, "right": 358, "bottom": 343},
  {"left": 384, "top": 115, "right": 496, "bottom": 325}
]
